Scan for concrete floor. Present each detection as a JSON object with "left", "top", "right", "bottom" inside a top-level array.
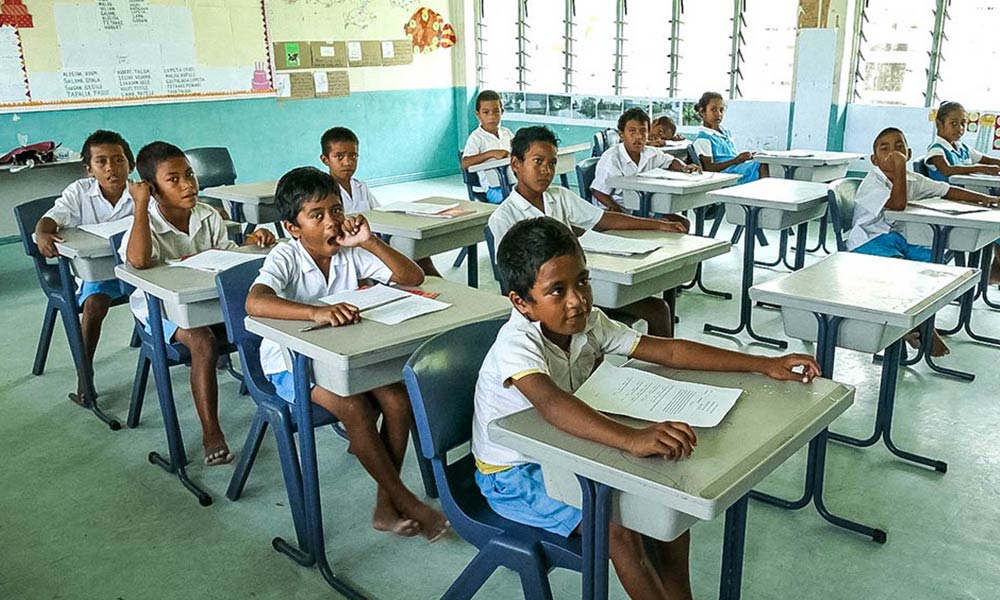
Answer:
[{"left": 2, "top": 174, "right": 998, "bottom": 600}]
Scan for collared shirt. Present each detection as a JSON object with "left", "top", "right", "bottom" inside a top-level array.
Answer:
[
  {"left": 590, "top": 142, "right": 679, "bottom": 207},
  {"left": 924, "top": 135, "right": 984, "bottom": 182},
  {"left": 339, "top": 178, "right": 379, "bottom": 214},
  {"left": 847, "top": 167, "right": 951, "bottom": 250},
  {"left": 462, "top": 125, "right": 515, "bottom": 189},
  {"left": 488, "top": 186, "right": 605, "bottom": 244},
  {"left": 119, "top": 201, "right": 237, "bottom": 324},
  {"left": 693, "top": 126, "right": 739, "bottom": 162},
  {"left": 252, "top": 238, "right": 393, "bottom": 375},
  {"left": 44, "top": 177, "right": 135, "bottom": 228},
  {"left": 471, "top": 307, "right": 641, "bottom": 467}
]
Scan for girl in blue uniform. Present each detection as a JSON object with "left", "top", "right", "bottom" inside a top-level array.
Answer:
[
  {"left": 924, "top": 101, "right": 1000, "bottom": 181},
  {"left": 692, "top": 91, "right": 769, "bottom": 183}
]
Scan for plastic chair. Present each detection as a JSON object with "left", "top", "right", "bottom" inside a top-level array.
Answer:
[
  {"left": 575, "top": 157, "right": 600, "bottom": 203},
  {"left": 591, "top": 131, "right": 606, "bottom": 158},
  {"left": 826, "top": 177, "right": 862, "bottom": 251},
  {"left": 458, "top": 150, "right": 489, "bottom": 204},
  {"left": 912, "top": 156, "right": 930, "bottom": 177},
  {"left": 185, "top": 147, "right": 237, "bottom": 189},
  {"left": 403, "top": 320, "right": 583, "bottom": 600},
  {"left": 604, "top": 129, "right": 620, "bottom": 148}
]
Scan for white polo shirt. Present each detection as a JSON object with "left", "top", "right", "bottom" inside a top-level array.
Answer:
[
  {"left": 846, "top": 167, "right": 951, "bottom": 251},
  {"left": 339, "top": 178, "right": 379, "bottom": 214},
  {"left": 252, "top": 238, "right": 393, "bottom": 375},
  {"left": 44, "top": 177, "right": 135, "bottom": 228},
  {"left": 472, "top": 307, "right": 641, "bottom": 467},
  {"left": 462, "top": 125, "right": 515, "bottom": 189},
  {"left": 488, "top": 186, "right": 605, "bottom": 244},
  {"left": 591, "top": 143, "right": 680, "bottom": 207},
  {"left": 119, "top": 201, "right": 237, "bottom": 324}
]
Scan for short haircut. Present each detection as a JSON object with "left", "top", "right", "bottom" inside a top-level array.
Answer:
[
  {"left": 872, "top": 127, "right": 907, "bottom": 153},
  {"left": 652, "top": 116, "right": 677, "bottom": 132},
  {"left": 497, "top": 216, "right": 584, "bottom": 299},
  {"left": 135, "top": 141, "right": 186, "bottom": 183},
  {"left": 476, "top": 89, "right": 501, "bottom": 111},
  {"left": 511, "top": 126, "right": 559, "bottom": 161},
  {"left": 617, "top": 107, "right": 650, "bottom": 132},
  {"left": 274, "top": 166, "right": 341, "bottom": 224},
  {"left": 81, "top": 130, "right": 134, "bottom": 169},
  {"left": 936, "top": 101, "right": 965, "bottom": 123},
  {"left": 320, "top": 126, "right": 359, "bottom": 154},
  {"left": 695, "top": 91, "right": 724, "bottom": 113}
]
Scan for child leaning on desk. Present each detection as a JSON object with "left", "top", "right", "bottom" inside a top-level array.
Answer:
[
  {"left": 473, "top": 216, "right": 819, "bottom": 600},
  {"left": 649, "top": 115, "right": 685, "bottom": 145},
  {"left": 121, "top": 142, "right": 277, "bottom": 466},
  {"left": 693, "top": 91, "right": 770, "bottom": 184},
  {"left": 244, "top": 166, "right": 450, "bottom": 542},
  {"left": 460, "top": 89, "right": 515, "bottom": 204}
]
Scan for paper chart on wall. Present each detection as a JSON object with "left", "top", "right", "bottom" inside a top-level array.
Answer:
[{"left": 0, "top": 25, "right": 28, "bottom": 104}]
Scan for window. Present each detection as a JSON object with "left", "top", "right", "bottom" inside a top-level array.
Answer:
[
  {"left": 737, "top": 0, "right": 798, "bottom": 101},
  {"left": 570, "top": 0, "right": 617, "bottom": 95},
  {"left": 619, "top": 0, "right": 674, "bottom": 98},
  {"left": 936, "top": 2, "right": 1000, "bottom": 111},
  {"left": 853, "top": 0, "right": 937, "bottom": 106},
  {"left": 522, "top": 0, "right": 567, "bottom": 93},
  {"left": 675, "top": 0, "right": 734, "bottom": 99},
  {"left": 479, "top": 0, "right": 521, "bottom": 91}
]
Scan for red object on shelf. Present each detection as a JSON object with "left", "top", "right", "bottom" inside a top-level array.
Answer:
[{"left": 0, "top": 1, "right": 34, "bottom": 28}]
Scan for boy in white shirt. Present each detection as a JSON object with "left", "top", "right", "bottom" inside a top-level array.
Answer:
[
  {"left": 121, "top": 142, "right": 276, "bottom": 466},
  {"left": 461, "top": 90, "right": 515, "bottom": 204},
  {"left": 245, "top": 166, "right": 449, "bottom": 541},
  {"left": 35, "top": 130, "right": 136, "bottom": 406},
  {"left": 473, "top": 216, "right": 820, "bottom": 600}
]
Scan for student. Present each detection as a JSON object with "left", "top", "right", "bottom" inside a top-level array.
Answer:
[
  {"left": 473, "top": 216, "right": 820, "bottom": 600},
  {"left": 490, "top": 126, "right": 686, "bottom": 337},
  {"left": 35, "top": 130, "right": 137, "bottom": 406},
  {"left": 848, "top": 127, "right": 1000, "bottom": 356},
  {"left": 121, "top": 142, "right": 277, "bottom": 466},
  {"left": 591, "top": 107, "right": 701, "bottom": 213},
  {"left": 693, "top": 91, "right": 769, "bottom": 183},
  {"left": 649, "top": 115, "right": 685, "bottom": 145},
  {"left": 320, "top": 126, "right": 441, "bottom": 277},
  {"left": 245, "top": 166, "right": 449, "bottom": 541},
  {"left": 461, "top": 89, "right": 515, "bottom": 204}
]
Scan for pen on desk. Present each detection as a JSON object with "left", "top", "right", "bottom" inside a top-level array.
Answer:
[{"left": 297, "top": 295, "right": 408, "bottom": 332}]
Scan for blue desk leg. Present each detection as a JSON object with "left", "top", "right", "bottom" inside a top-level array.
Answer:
[
  {"left": 719, "top": 495, "right": 749, "bottom": 600},
  {"left": 578, "top": 476, "right": 595, "bottom": 600},
  {"left": 144, "top": 294, "right": 213, "bottom": 506},
  {"left": 229, "top": 203, "right": 247, "bottom": 245},
  {"left": 939, "top": 248, "right": 1000, "bottom": 346},
  {"left": 467, "top": 242, "right": 479, "bottom": 288},
  {"left": 638, "top": 191, "right": 652, "bottom": 219},
  {"left": 703, "top": 206, "right": 789, "bottom": 349},
  {"left": 681, "top": 205, "right": 733, "bottom": 299},
  {"left": 578, "top": 477, "right": 612, "bottom": 600}
]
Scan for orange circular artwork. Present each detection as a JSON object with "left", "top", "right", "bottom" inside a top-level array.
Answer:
[{"left": 404, "top": 7, "right": 455, "bottom": 54}]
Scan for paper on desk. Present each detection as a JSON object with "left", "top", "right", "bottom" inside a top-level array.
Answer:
[
  {"left": 377, "top": 202, "right": 460, "bottom": 216},
  {"left": 319, "top": 284, "right": 410, "bottom": 310},
  {"left": 755, "top": 150, "right": 814, "bottom": 158},
  {"left": 363, "top": 294, "right": 451, "bottom": 325},
  {"left": 909, "top": 199, "right": 989, "bottom": 215},
  {"left": 637, "top": 168, "right": 712, "bottom": 182},
  {"left": 963, "top": 173, "right": 1000, "bottom": 180},
  {"left": 78, "top": 217, "right": 134, "bottom": 239},
  {"left": 578, "top": 230, "right": 663, "bottom": 256},
  {"left": 576, "top": 362, "right": 742, "bottom": 427},
  {"left": 167, "top": 249, "right": 263, "bottom": 273}
]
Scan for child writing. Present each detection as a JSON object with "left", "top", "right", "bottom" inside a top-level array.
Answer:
[
  {"left": 649, "top": 115, "right": 685, "bottom": 145},
  {"left": 693, "top": 91, "right": 770, "bottom": 183},
  {"left": 121, "top": 142, "right": 277, "bottom": 465},
  {"left": 245, "top": 166, "right": 449, "bottom": 541},
  {"left": 473, "top": 216, "right": 820, "bottom": 600},
  {"left": 35, "top": 130, "right": 136, "bottom": 406},
  {"left": 490, "top": 126, "right": 688, "bottom": 338},
  {"left": 461, "top": 89, "right": 515, "bottom": 204},
  {"left": 320, "top": 126, "right": 441, "bottom": 276}
]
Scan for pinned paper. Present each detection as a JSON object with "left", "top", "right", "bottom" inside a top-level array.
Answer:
[
  {"left": 288, "top": 71, "right": 314, "bottom": 99},
  {"left": 285, "top": 42, "right": 301, "bottom": 67},
  {"left": 274, "top": 73, "right": 291, "bottom": 98},
  {"left": 311, "top": 41, "right": 348, "bottom": 68},
  {"left": 320, "top": 46, "right": 335, "bottom": 58},
  {"left": 347, "top": 41, "right": 362, "bottom": 62},
  {"left": 274, "top": 41, "right": 313, "bottom": 70},
  {"left": 313, "top": 71, "right": 328, "bottom": 94},
  {"left": 381, "top": 41, "right": 394, "bottom": 59}
]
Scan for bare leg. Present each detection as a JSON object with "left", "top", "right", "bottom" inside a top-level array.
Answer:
[
  {"left": 611, "top": 297, "right": 673, "bottom": 337},
  {"left": 990, "top": 243, "right": 1000, "bottom": 285},
  {"left": 173, "top": 326, "right": 229, "bottom": 464},
  {"left": 760, "top": 163, "right": 770, "bottom": 178},
  {"left": 647, "top": 531, "right": 693, "bottom": 600},
  {"left": 417, "top": 256, "right": 441, "bottom": 278},
  {"left": 608, "top": 524, "right": 668, "bottom": 600},
  {"left": 76, "top": 293, "right": 112, "bottom": 399}
]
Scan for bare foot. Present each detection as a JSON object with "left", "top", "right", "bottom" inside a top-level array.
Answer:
[
  {"left": 203, "top": 435, "right": 234, "bottom": 466},
  {"left": 904, "top": 330, "right": 921, "bottom": 350},
  {"left": 990, "top": 259, "right": 1000, "bottom": 286},
  {"left": 373, "top": 493, "right": 419, "bottom": 537},
  {"left": 930, "top": 330, "right": 950, "bottom": 358},
  {"left": 401, "top": 500, "right": 450, "bottom": 542}
]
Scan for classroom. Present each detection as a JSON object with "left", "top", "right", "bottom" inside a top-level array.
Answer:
[{"left": 2, "top": 0, "right": 999, "bottom": 598}]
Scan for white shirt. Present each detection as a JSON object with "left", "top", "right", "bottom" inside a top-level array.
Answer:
[
  {"left": 488, "top": 186, "right": 605, "bottom": 244},
  {"left": 472, "top": 307, "right": 641, "bottom": 467},
  {"left": 846, "top": 167, "right": 951, "bottom": 251},
  {"left": 462, "top": 125, "right": 515, "bottom": 189},
  {"left": 591, "top": 143, "right": 679, "bottom": 207},
  {"left": 252, "top": 238, "right": 393, "bottom": 375},
  {"left": 339, "top": 178, "right": 379, "bottom": 214},
  {"left": 119, "top": 201, "right": 237, "bottom": 324},
  {"left": 44, "top": 177, "right": 135, "bottom": 228}
]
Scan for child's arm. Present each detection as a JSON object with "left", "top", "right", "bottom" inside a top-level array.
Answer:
[
  {"left": 630, "top": 335, "right": 821, "bottom": 382},
  {"left": 927, "top": 156, "right": 1000, "bottom": 177},
  {"left": 943, "top": 186, "right": 1000, "bottom": 207},
  {"left": 591, "top": 189, "right": 627, "bottom": 213},
  {"left": 244, "top": 228, "right": 276, "bottom": 248},
  {"left": 977, "top": 155, "right": 1000, "bottom": 169},
  {"left": 34, "top": 216, "right": 63, "bottom": 258},
  {"left": 125, "top": 182, "right": 156, "bottom": 269},
  {"left": 700, "top": 151, "right": 753, "bottom": 173},
  {"left": 594, "top": 211, "right": 687, "bottom": 233},
  {"left": 246, "top": 283, "right": 360, "bottom": 327},
  {"left": 338, "top": 215, "right": 424, "bottom": 286},
  {"left": 666, "top": 157, "right": 702, "bottom": 174},
  {"left": 882, "top": 151, "right": 909, "bottom": 211},
  {"left": 460, "top": 149, "right": 509, "bottom": 170}
]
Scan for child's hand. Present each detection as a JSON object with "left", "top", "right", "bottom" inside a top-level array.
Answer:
[
  {"left": 337, "top": 214, "right": 372, "bottom": 247},
  {"left": 309, "top": 303, "right": 361, "bottom": 327},
  {"left": 245, "top": 228, "right": 276, "bottom": 247},
  {"left": 492, "top": 149, "right": 510, "bottom": 160},
  {"left": 129, "top": 181, "right": 152, "bottom": 206},
  {"left": 36, "top": 231, "right": 64, "bottom": 258},
  {"left": 975, "top": 164, "right": 1000, "bottom": 176},
  {"left": 881, "top": 151, "right": 908, "bottom": 182},
  {"left": 627, "top": 421, "right": 697, "bottom": 460},
  {"left": 682, "top": 163, "right": 702, "bottom": 174},
  {"left": 735, "top": 151, "right": 754, "bottom": 164},
  {"left": 763, "top": 354, "right": 821, "bottom": 383}
]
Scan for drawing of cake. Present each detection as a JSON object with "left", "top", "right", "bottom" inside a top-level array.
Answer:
[
  {"left": 251, "top": 62, "right": 271, "bottom": 91},
  {"left": 0, "top": 0, "right": 33, "bottom": 28}
]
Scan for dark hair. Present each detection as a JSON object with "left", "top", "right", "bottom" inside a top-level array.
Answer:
[
  {"left": 497, "top": 217, "right": 584, "bottom": 299},
  {"left": 695, "top": 91, "right": 725, "bottom": 114},
  {"left": 81, "top": 130, "right": 134, "bottom": 169},
  {"left": 652, "top": 116, "right": 677, "bottom": 133},
  {"left": 872, "top": 127, "right": 907, "bottom": 153},
  {"left": 274, "top": 166, "right": 341, "bottom": 224},
  {"left": 475, "top": 89, "right": 501, "bottom": 112},
  {"left": 320, "top": 126, "right": 359, "bottom": 155},
  {"left": 511, "top": 126, "right": 559, "bottom": 161},
  {"left": 935, "top": 101, "right": 965, "bottom": 124},
  {"left": 617, "top": 107, "right": 650, "bottom": 132},
  {"left": 135, "top": 141, "right": 186, "bottom": 183}
]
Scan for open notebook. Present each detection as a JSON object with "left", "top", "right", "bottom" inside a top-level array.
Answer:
[
  {"left": 637, "top": 168, "right": 713, "bottom": 182},
  {"left": 78, "top": 217, "right": 134, "bottom": 239},
  {"left": 319, "top": 284, "right": 451, "bottom": 325}
]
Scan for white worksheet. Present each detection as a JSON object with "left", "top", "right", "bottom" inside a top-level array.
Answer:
[
  {"left": 319, "top": 284, "right": 410, "bottom": 310},
  {"left": 578, "top": 230, "right": 663, "bottom": 256},
  {"left": 909, "top": 199, "right": 989, "bottom": 215},
  {"left": 78, "top": 217, "right": 134, "bottom": 239},
  {"left": 377, "top": 202, "right": 460, "bottom": 216},
  {"left": 167, "top": 249, "right": 262, "bottom": 273},
  {"left": 638, "top": 169, "right": 712, "bottom": 181},
  {"left": 363, "top": 294, "right": 451, "bottom": 325}
]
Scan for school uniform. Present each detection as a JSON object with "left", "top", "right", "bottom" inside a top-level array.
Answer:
[
  {"left": 45, "top": 177, "right": 135, "bottom": 304},
  {"left": 462, "top": 125, "right": 515, "bottom": 204},
  {"left": 339, "top": 178, "right": 379, "bottom": 214},
  {"left": 847, "top": 167, "right": 950, "bottom": 261},
  {"left": 590, "top": 142, "right": 680, "bottom": 208},
  {"left": 924, "top": 135, "right": 984, "bottom": 182},
  {"left": 252, "top": 238, "right": 393, "bottom": 402},
  {"left": 693, "top": 126, "right": 762, "bottom": 184},
  {"left": 118, "top": 201, "right": 237, "bottom": 341},
  {"left": 487, "top": 186, "right": 605, "bottom": 244},
  {"left": 472, "top": 307, "right": 641, "bottom": 537}
]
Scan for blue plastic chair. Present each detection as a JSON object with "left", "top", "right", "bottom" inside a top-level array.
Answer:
[
  {"left": 484, "top": 225, "right": 503, "bottom": 289},
  {"left": 453, "top": 151, "right": 490, "bottom": 271},
  {"left": 591, "top": 131, "right": 606, "bottom": 158},
  {"left": 912, "top": 156, "right": 930, "bottom": 177},
  {"left": 826, "top": 177, "right": 862, "bottom": 252},
  {"left": 575, "top": 157, "right": 600, "bottom": 203},
  {"left": 402, "top": 319, "right": 583, "bottom": 600}
]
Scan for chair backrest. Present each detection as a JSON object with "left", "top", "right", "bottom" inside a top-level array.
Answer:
[
  {"left": 591, "top": 131, "right": 606, "bottom": 158},
  {"left": 575, "top": 157, "right": 600, "bottom": 202},
  {"left": 604, "top": 128, "right": 620, "bottom": 148},
  {"left": 108, "top": 231, "right": 137, "bottom": 297},
  {"left": 215, "top": 259, "right": 276, "bottom": 399},
  {"left": 912, "top": 155, "right": 930, "bottom": 177},
  {"left": 13, "top": 196, "right": 58, "bottom": 260},
  {"left": 185, "top": 147, "right": 237, "bottom": 189},
  {"left": 484, "top": 225, "right": 503, "bottom": 287},
  {"left": 457, "top": 150, "right": 488, "bottom": 203},
  {"left": 686, "top": 143, "right": 702, "bottom": 168},
  {"left": 826, "top": 177, "right": 862, "bottom": 251}
]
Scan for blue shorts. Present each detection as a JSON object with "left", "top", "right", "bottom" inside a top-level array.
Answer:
[
  {"left": 143, "top": 317, "right": 180, "bottom": 343},
  {"left": 475, "top": 462, "right": 582, "bottom": 538},
  {"left": 853, "top": 231, "right": 932, "bottom": 263},
  {"left": 76, "top": 279, "right": 124, "bottom": 307},
  {"left": 723, "top": 160, "right": 762, "bottom": 184},
  {"left": 266, "top": 370, "right": 314, "bottom": 404},
  {"left": 485, "top": 187, "right": 505, "bottom": 204}
]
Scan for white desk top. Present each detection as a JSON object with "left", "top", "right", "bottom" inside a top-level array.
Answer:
[
  {"left": 491, "top": 360, "right": 854, "bottom": 520},
  {"left": 706, "top": 178, "right": 828, "bottom": 210},
  {"left": 886, "top": 204, "right": 1000, "bottom": 230},
  {"left": 467, "top": 142, "right": 591, "bottom": 175},
  {"left": 244, "top": 277, "right": 511, "bottom": 370},
  {"left": 586, "top": 230, "right": 730, "bottom": 285},
  {"left": 648, "top": 140, "right": 692, "bottom": 151},
  {"left": 46, "top": 227, "right": 114, "bottom": 260},
  {"left": 365, "top": 197, "right": 495, "bottom": 240},
  {"left": 950, "top": 174, "right": 1000, "bottom": 189},
  {"left": 749, "top": 252, "right": 979, "bottom": 328},
  {"left": 202, "top": 181, "right": 276, "bottom": 205},
  {"left": 606, "top": 172, "right": 740, "bottom": 196},
  {"left": 753, "top": 151, "right": 864, "bottom": 168}
]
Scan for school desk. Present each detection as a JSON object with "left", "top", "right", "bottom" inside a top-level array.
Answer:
[
  {"left": 753, "top": 151, "right": 864, "bottom": 182},
  {"left": 491, "top": 364, "right": 854, "bottom": 600},
  {"left": 201, "top": 180, "right": 280, "bottom": 225},
  {"left": 950, "top": 173, "right": 1000, "bottom": 195},
  {"left": 467, "top": 142, "right": 591, "bottom": 193},
  {"left": 648, "top": 139, "right": 693, "bottom": 160}
]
